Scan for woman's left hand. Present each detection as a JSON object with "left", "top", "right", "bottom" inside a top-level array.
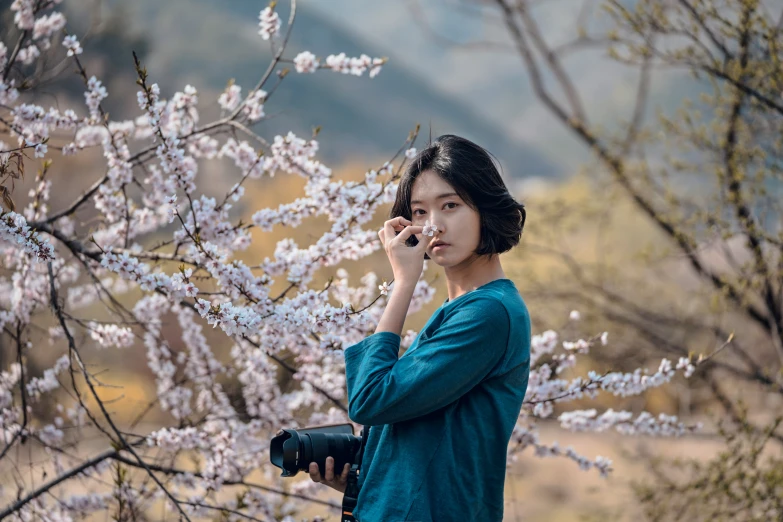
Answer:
[{"left": 378, "top": 216, "right": 434, "bottom": 287}]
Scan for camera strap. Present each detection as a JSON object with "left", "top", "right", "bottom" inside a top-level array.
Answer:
[{"left": 341, "top": 426, "right": 369, "bottom": 522}]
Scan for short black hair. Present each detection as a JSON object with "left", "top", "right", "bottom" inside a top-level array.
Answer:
[{"left": 390, "top": 134, "right": 526, "bottom": 261}]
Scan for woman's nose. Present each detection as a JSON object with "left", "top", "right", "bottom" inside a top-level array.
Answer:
[{"left": 413, "top": 214, "right": 442, "bottom": 233}]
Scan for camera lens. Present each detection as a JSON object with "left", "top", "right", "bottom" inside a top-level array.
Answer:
[{"left": 270, "top": 425, "right": 362, "bottom": 477}]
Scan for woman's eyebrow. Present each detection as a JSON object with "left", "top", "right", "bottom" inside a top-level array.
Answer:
[{"left": 411, "top": 192, "right": 458, "bottom": 205}]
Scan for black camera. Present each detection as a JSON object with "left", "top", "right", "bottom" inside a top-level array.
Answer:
[
  {"left": 270, "top": 422, "right": 363, "bottom": 477},
  {"left": 270, "top": 423, "right": 370, "bottom": 522}
]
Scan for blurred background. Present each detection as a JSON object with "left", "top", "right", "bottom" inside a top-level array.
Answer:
[{"left": 2, "top": 0, "right": 782, "bottom": 520}]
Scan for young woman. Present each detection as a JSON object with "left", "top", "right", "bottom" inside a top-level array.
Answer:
[{"left": 309, "top": 134, "right": 531, "bottom": 522}]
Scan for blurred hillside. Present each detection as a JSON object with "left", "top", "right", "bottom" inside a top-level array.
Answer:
[{"left": 85, "top": 0, "right": 558, "bottom": 185}]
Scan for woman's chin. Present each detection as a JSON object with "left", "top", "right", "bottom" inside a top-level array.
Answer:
[{"left": 427, "top": 253, "right": 452, "bottom": 266}]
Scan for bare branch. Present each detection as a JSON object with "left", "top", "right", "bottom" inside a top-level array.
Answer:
[
  {"left": 495, "top": 0, "right": 778, "bottom": 344},
  {"left": 0, "top": 449, "right": 119, "bottom": 518},
  {"left": 677, "top": 0, "right": 732, "bottom": 60},
  {"left": 46, "top": 261, "right": 194, "bottom": 522},
  {"left": 405, "top": 0, "right": 517, "bottom": 53},
  {"left": 621, "top": 38, "right": 653, "bottom": 155},
  {"left": 110, "top": 454, "right": 342, "bottom": 511},
  {"left": 513, "top": 0, "right": 589, "bottom": 125}
]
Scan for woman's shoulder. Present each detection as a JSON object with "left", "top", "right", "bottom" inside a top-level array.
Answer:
[
  {"left": 442, "top": 290, "right": 526, "bottom": 334},
  {"left": 449, "top": 281, "right": 529, "bottom": 317}
]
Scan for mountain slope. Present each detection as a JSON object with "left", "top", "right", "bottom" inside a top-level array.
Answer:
[{"left": 109, "top": 0, "right": 558, "bottom": 179}]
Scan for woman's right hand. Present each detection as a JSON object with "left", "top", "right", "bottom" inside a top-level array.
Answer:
[
  {"left": 378, "top": 217, "right": 434, "bottom": 287},
  {"left": 309, "top": 456, "right": 352, "bottom": 493}
]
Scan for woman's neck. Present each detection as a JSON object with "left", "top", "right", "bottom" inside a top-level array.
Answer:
[{"left": 444, "top": 255, "right": 506, "bottom": 302}]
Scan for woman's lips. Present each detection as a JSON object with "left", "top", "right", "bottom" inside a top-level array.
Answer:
[{"left": 432, "top": 244, "right": 449, "bottom": 252}]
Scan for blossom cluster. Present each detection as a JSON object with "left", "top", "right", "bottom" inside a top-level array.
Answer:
[
  {"left": 524, "top": 342, "right": 699, "bottom": 420},
  {"left": 85, "top": 76, "right": 108, "bottom": 122},
  {"left": 12, "top": 103, "right": 79, "bottom": 150},
  {"left": 0, "top": 362, "right": 22, "bottom": 410},
  {"left": 32, "top": 12, "right": 66, "bottom": 42},
  {"left": 0, "top": 76, "right": 18, "bottom": 105},
  {"left": 292, "top": 51, "right": 387, "bottom": 78},
  {"left": 243, "top": 88, "right": 267, "bottom": 121},
  {"left": 294, "top": 51, "right": 319, "bottom": 73},
  {"left": 558, "top": 408, "right": 701, "bottom": 437},
  {"left": 0, "top": 207, "right": 56, "bottom": 262},
  {"left": 218, "top": 84, "right": 242, "bottom": 111},
  {"left": 325, "top": 52, "right": 386, "bottom": 78},
  {"left": 62, "top": 34, "right": 82, "bottom": 56},
  {"left": 88, "top": 323, "right": 135, "bottom": 349},
  {"left": 507, "top": 424, "right": 613, "bottom": 477},
  {"left": 26, "top": 355, "right": 69, "bottom": 399},
  {"left": 258, "top": 5, "right": 281, "bottom": 40}
]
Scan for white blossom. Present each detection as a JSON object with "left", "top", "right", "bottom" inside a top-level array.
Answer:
[
  {"left": 0, "top": 207, "right": 56, "bottom": 262},
  {"left": 88, "top": 323, "right": 135, "bottom": 349},
  {"left": 258, "top": 6, "right": 281, "bottom": 40},
  {"left": 33, "top": 12, "right": 66, "bottom": 41},
  {"left": 0, "top": 79, "right": 19, "bottom": 105},
  {"left": 84, "top": 76, "right": 108, "bottom": 121},
  {"left": 16, "top": 44, "right": 40, "bottom": 65},
  {"left": 62, "top": 34, "right": 83, "bottom": 56},
  {"left": 11, "top": 0, "right": 35, "bottom": 30},
  {"left": 218, "top": 84, "right": 242, "bottom": 112},
  {"left": 422, "top": 219, "right": 437, "bottom": 236},
  {"left": 242, "top": 89, "right": 267, "bottom": 121},
  {"left": 325, "top": 53, "right": 385, "bottom": 78},
  {"left": 26, "top": 355, "right": 69, "bottom": 399},
  {"left": 294, "top": 51, "right": 319, "bottom": 73}
]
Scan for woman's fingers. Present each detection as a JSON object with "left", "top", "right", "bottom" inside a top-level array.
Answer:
[
  {"left": 381, "top": 217, "right": 412, "bottom": 245},
  {"left": 382, "top": 218, "right": 405, "bottom": 245},
  {"left": 394, "top": 225, "right": 423, "bottom": 242},
  {"left": 325, "top": 456, "right": 334, "bottom": 481},
  {"left": 310, "top": 457, "right": 351, "bottom": 486},
  {"left": 309, "top": 462, "right": 320, "bottom": 482},
  {"left": 390, "top": 216, "right": 410, "bottom": 228}
]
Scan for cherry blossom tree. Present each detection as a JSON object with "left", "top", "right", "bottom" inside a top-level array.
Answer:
[{"left": 0, "top": 1, "right": 720, "bottom": 520}]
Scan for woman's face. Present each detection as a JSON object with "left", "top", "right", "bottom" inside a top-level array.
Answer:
[{"left": 409, "top": 170, "right": 481, "bottom": 266}]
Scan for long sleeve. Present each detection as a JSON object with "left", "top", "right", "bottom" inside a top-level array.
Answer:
[{"left": 344, "top": 296, "right": 510, "bottom": 426}]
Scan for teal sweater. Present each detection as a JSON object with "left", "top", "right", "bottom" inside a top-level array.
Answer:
[{"left": 344, "top": 279, "right": 531, "bottom": 522}]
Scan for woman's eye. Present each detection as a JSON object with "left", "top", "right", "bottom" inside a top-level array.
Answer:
[{"left": 413, "top": 203, "right": 457, "bottom": 215}]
